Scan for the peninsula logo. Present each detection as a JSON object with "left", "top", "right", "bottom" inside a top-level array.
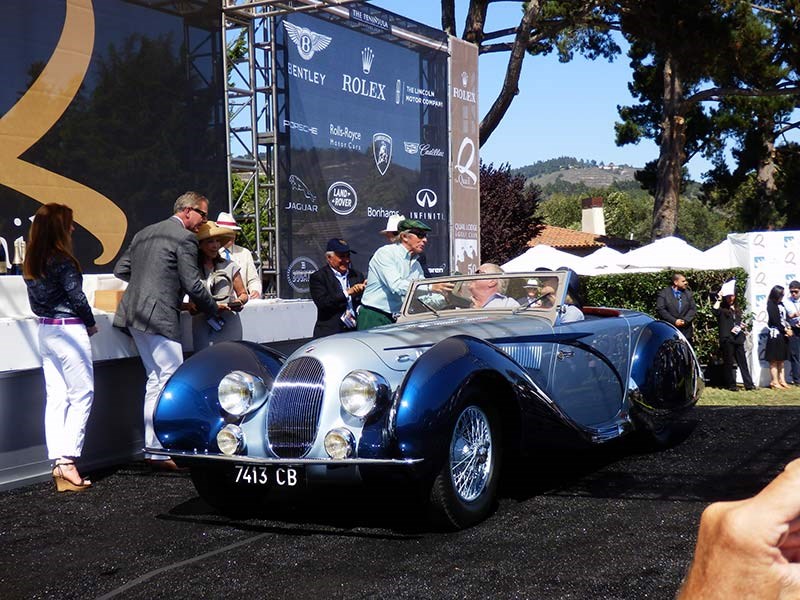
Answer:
[
  {"left": 286, "top": 256, "right": 318, "bottom": 294},
  {"left": 373, "top": 133, "right": 392, "bottom": 175},
  {"left": 327, "top": 181, "right": 358, "bottom": 215},
  {"left": 361, "top": 47, "right": 374, "bottom": 74},
  {"left": 416, "top": 188, "right": 438, "bottom": 209},
  {"left": 283, "top": 21, "right": 332, "bottom": 60}
]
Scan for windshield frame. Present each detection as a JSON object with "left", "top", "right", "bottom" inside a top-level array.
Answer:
[{"left": 399, "top": 271, "right": 569, "bottom": 323}]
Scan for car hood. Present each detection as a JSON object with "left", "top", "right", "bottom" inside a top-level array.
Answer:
[{"left": 293, "top": 313, "right": 552, "bottom": 373}]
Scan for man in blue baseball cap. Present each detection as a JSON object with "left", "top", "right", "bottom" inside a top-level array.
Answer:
[{"left": 308, "top": 238, "right": 366, "bottom": 337}]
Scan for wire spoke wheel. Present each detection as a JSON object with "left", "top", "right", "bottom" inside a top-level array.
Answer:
[
  {"left": 429, "top": 400, "right": 502, "bottom": 530},
  {"left": 449, "top": 406, "right": 493, "bottom": 502}
]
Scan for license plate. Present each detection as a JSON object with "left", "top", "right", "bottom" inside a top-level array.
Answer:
[{"left": 233, "top": 464, "right": 302, "bottom": 487}]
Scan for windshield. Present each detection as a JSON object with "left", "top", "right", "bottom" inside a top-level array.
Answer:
[{"left": 402, "top": 272, "right": 567, "bottom": 321}]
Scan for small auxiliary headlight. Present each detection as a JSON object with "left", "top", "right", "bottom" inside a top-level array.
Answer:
[
  {"left": 339, "top": 370, "right": 389, "bottom": 418},
  {"left": 324, "top": 428, "right": 355, "bottom": 459},
  {"left": 217, "top": 370, "right": 268, "bottom": 416},
  {"left": 217, "top": 424, "right": 244, "bottom": 455}
]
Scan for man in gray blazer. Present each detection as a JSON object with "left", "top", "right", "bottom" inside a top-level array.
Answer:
[{"left": 114, "top": 191, "right": 223, "bottom": 469}]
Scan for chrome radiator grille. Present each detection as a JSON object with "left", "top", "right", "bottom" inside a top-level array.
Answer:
[{"left": 267, "top": 357, "right": 325, "bottom": 458}]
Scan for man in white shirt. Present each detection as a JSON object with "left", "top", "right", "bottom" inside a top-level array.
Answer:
[
  {"left": 215, "top": 212, "right": 262, "bottom": 299},
  {"left": 468, "top": 263, "right": 519, "bottom": 309},
  {"left": 783, "top": 279, "right": 800, "bottom": 384}
]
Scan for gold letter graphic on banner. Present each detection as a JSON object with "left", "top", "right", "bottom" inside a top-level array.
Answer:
[{"left": 0, "top": 0, "right": 126, "bottom": 265}]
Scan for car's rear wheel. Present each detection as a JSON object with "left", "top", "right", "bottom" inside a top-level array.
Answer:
[
  {"left": 429, "top": 401, "right": 502, "bottom": 529},
  {"left": 190, "top": 467, "right": 270, "bottom": 516}
]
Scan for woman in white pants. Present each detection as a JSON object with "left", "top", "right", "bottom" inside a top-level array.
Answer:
[{"left": 24, "top": 204, "right": 98, "bottom": 492}]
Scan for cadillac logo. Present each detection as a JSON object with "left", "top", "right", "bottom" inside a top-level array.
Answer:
[
  {"left": 283, "top": 21, "right": 332, "bottom": 60},
  {"left": 372, "top": 133, "right": 392, "bottom": 176}
]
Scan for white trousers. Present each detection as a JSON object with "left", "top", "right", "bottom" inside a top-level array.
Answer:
[
  {"left": 130, "top": 329, "right": 183, "bottom": 460},
  {"left": 38, "top": 323, "right": 94, "bottom": 460}
]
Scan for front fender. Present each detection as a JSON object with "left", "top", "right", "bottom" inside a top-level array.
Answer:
[
  {"left": 359, "top": 335, "right": 539, "bottom": 478},
  {"left": 629, "top": 321, "right": 701, "bottom": 417},
  {"left": 154, "top": 341, "right": 285, "bottom": 451}
]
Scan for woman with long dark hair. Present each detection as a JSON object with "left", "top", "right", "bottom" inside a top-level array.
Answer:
[
  {"left": 765, "top": 284, "right": 791, "bottom": 389},
  {"left": 24, "top": 204, "right": 97, "bottom": 491},
  {"left": 712, "top": 292, "right": 755, "bottom": 391}
]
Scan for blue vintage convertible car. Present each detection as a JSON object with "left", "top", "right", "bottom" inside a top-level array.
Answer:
[{"left": 150, "top": 271, "right": 701, "bottom": 529}]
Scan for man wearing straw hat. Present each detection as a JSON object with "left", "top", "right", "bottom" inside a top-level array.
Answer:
[{"left": 215, "top": 211, "right": 262, "bottom": 299}]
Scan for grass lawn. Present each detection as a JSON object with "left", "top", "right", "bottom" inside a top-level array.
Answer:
[{"left": 700, "top": 384, "right": 800, "bottom": 407}]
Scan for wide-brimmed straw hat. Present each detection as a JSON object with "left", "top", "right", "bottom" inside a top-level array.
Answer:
[{"left": 196, "top": 221, "right": 237, "bottom": 241}]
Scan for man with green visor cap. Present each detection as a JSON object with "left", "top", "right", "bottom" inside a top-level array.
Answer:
[{"left": 358, "top": 219, "right": 449, "bottom": 329}]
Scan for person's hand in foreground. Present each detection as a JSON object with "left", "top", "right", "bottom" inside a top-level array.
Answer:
[{"left": 678, "top": 458, "right": 800, "bottom": 599}]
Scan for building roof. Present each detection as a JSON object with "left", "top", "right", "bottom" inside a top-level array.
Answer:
[{"left": 527, "top": 225, "right": 639, "bottom": 251}]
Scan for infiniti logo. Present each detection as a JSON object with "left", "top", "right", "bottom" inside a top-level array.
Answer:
[
  {"left": 416, "top": 188, "right": 437, "bottom": 208},
  {"left": 283, "top": 21, "right": 332, "bottom": 60}
]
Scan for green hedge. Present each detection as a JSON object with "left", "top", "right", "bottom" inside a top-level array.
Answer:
[{"left": 580, "top": 267, "right": 749, "bottom": 366}]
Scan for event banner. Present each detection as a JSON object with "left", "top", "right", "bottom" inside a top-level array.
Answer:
[
  {"left": 730, "top": 231, "right": 800, "bottom": 385},
  {"left": 275, "top": 8, "right": 450, "bottom": 297},
  {"left": 0, "top": 0, "right": 226, "bottom": 272},
  {"left": 448, "top": 37, "right": 480, "bottom": 275}
]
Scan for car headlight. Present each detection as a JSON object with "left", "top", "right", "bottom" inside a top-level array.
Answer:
[
  {"left": 217, "top": 370, "right": 268, "bottom": 416},
  {"left": 324, "top": 428, "right": 355, "bottom": 459},
  {"left": 339, "top": 369, "right": 389, "bottom": 418},
  {"left": 217, "top": 424, "right": 244, "bottom": 455}
]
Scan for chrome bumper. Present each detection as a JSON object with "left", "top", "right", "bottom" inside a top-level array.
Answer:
[{"left": 145, "top": 448, "right": 424, "bottom": 466}]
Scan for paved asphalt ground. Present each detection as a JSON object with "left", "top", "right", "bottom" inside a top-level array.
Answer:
[{"left": 3, "top": 406, "right": 800, "bottom": 600}]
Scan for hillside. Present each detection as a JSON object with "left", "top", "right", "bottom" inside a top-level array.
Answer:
[
  {"left": 511, "top": 157, "right": 641, "bottom": 189},
  {"left": 530, "top": 165, "right": 639, "bottom": 188}
]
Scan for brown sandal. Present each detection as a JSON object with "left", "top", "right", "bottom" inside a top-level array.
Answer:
[{"left": 52, "top": 461, "right": 91, "bottom": 492}]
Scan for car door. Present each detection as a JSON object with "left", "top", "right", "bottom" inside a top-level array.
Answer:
[{"left": 548, "top": 316, "right": 630, "bottom": 429}]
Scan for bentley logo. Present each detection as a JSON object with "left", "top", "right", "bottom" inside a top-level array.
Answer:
[
  {"left": 416, "top": 188, "right": 437, "bottom": 209},
  {"left": 372, "top": 133, "right": 392, "bottom": 176},
  {"left": 289, "top": 174, "right": 316, "bottom": 201},
  {"left": 283, "top": 21, "right": 332, "bottom": 61},
  {"left": 0, "top": 0, "right": 127, "bottom": 265},
  {"left": 361, "top": 47, "right": 374, "bottom": 74}
]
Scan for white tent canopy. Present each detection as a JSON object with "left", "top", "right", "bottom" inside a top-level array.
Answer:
[
  {"left": 616, "top": 236, "right": 710, "bottom": 269},
  {"left": 702, "top": 238, "right": 739, "bottom": 269},
  {"left": 501, "top": 245, "right": 585, "bottom": 273}
]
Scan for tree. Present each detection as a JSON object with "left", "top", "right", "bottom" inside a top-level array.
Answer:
[
  {"left": 441, "top": 1, "right": 619, "bottom": 145},
  {"left": 480, "top": 162, "right": 543, "bottom": 263},
  {"left": 614, "top": 0, "right": 800, "bottom": 240}
]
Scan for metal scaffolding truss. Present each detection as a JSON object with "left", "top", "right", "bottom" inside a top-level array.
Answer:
[{"left": 221, "top": 0, "right": 366, "bottom": 297}]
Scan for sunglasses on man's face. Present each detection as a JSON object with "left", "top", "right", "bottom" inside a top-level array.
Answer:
[
  {"left": 407, "top": 229, "right": 427, "bottom": 239},
  {"left": 189, "top": 206, "right": 208, "bottom": 220},
  {"left": 791, "top": 289, "right": 800, "bottom": 295}
]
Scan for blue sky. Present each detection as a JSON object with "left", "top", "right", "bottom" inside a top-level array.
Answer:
[{"left": 368, "top": 1, "right": 756, "bottom": 181}]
